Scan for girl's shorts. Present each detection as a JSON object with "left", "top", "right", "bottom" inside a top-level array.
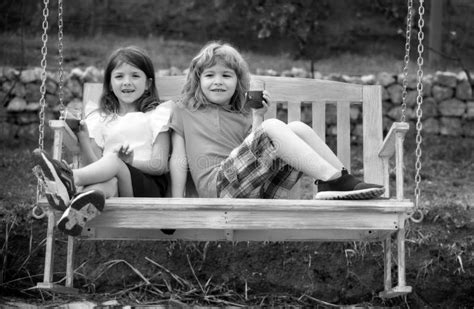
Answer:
[
  {"left": 216, "top": 126, "right": 302, "bottom": 199},
  {"left": 127, "top": 164, "right": 168, "bottom": 197}
]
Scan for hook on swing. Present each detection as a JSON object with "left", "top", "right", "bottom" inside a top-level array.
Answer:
[
  {"left": 409, "top": 208, "right": 424, "bottom": 223},
  {"left": 32, "top": 204, "right": 47, "bottom": 220}
]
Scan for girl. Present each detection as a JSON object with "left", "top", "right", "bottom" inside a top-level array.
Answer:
[
  {"left": 170, "top": 41, "right": 384, "bottom": 200},
  {"left": 34, "top": 46, "right": 172, "bottom": 236}
]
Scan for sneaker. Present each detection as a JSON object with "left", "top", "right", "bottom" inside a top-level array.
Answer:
[
  {"left": 57, "top": 190, "right": 105, "bottom": 237},
  {"left": 314, "top": 169, "right": 385, "bottom": 200},
  {"left": 33, "top": 148, "right": 76, "bottom": 211}
]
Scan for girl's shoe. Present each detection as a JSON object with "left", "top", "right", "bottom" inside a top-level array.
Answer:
[
  {"left": 314, "top": 169, "right": 385, "bottom": 200},
  {"left": 57, "top": 190, "right": 105, "bottom": 237},
  {"left": 32, "top": 148, "right": 76, "bottom": 211}
]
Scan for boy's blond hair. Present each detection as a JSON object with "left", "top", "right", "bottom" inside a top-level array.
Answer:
[{"left": 181, "top": 41, "right": 250, "bottom": 112}]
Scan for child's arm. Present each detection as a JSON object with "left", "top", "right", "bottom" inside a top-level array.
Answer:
[
  {"left": 77, "top": 121, "right": 102, "bottom": 165},
  {"left": 170, "top": 131, "right": 188, "bottom": 198},
  {"left": 132, "top": 131, "right": 170, "bottom": 175},
  {"left": 251, "top": 90, "right": 271, "bottom": 131}
]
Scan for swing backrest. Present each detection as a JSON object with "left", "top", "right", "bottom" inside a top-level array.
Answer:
[{"left": 83, "top": 75, "right": 384, "bottom": 196}]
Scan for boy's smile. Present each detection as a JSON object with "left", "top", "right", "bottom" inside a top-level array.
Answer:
[{"left": 200, "top": 62, "right": 237, "bottom": 106}]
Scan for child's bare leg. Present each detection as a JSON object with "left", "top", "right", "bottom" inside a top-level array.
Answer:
[
  {"left": 82, "top": 178, "right": 118, "bottom": 198},
  {"left": 73, "top": 153, "right": 133, "bottom": 196},
  {"left": 287, "top": 121, "right": 343, "bottom": 170},
  {"left": 261, "top": 118, "right": 340, "bottom": 181}
]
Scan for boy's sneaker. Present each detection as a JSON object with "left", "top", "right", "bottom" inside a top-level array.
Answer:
[
  {"left": 314, "top": 169, "right": 384, "bottom": 200},
  {"left": 32, "top": 148, "right": 76, "bottom": 211},
  {"left": 57, "top": 190, "right": 105, "bottom": 237}
]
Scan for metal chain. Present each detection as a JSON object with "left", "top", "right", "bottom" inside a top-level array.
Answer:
[
  {"left": 33, "top": 0, "right": 50, "bottom": 220},
  {"left": 57, "top": 0, "right": 65, "bottom": 119},
  {"left": 410, "top": 0, "right": 425, "bottom": 223},
  {"left": 400, "top": 0, "right": 414, "bottom": 123}
]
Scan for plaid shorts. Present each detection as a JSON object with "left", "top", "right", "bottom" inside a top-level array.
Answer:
[{"left": 216, "top": 126, "right": 303, "bottom": 199}]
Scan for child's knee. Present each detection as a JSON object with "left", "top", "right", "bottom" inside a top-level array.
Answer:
[
  {"left": 262, "top": 118, "right": 286, "bottom": 132},
  {"left": 287, "top": 121, "right": 309, "bottom": 132}
]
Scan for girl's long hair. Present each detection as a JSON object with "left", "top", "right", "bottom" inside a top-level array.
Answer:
[
  {"left": 100, "top": 46, "right": 160, "bottom": 115},
  {"left": 181, "top": 41, "right": 250, "bottom": 112}
]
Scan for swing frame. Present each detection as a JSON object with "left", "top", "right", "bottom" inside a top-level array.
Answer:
[{"left": 33, "top": 0, "right": 426, "bottom": 300}]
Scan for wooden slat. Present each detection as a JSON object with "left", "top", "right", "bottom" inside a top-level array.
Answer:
[
  {"left": 337, "top": 101, "right": 351, "bottom": 171},
  {"left": 287, "top": 101, "right": 301, "bottom": 122},
  {"left": 40, "top": 197, "right": 413, "bottom": 212},
  {"left": 287, "top": 101, "right": 302, "bottom": 198},
  {"left": 312, "top": 102, "right": 326, "bottom": 142},
  {"left": 378, "top": 122, "right": 410, "bottom": 158},
  {"left": 253, "top": 75, "right": 363, "bottom": 102},
  {"left": 156, "top": 75, "right": 186, "bottom": 100},
  {"left": 81, "top": 228, "right": 393, "bottom": 242},
  {"left": 265, "top": 100, "right": 277, "bottom": 119},
  {"left": 49, "top": 120, "right": 80, "bottom": 154},
  {"left": 85, "top": 209, "right": 402, "bottom": 230},
  {"left": 362, "top": 85, "right": 384, "bottom": 184}
]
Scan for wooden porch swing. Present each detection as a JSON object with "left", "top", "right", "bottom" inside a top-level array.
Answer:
[{"left": 32, "top": 0, "right": 426, "bottom": 298}]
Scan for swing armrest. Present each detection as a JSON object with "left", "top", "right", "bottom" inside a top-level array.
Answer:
[
  {"left": 378, "top": 122, "right": 410, "bottom": 199},
  {"left": 49, "top": 120, "right": 81, "bottom": 154},
  {"left": 378, "top": 122, "right": 410, "bottom": 159}
]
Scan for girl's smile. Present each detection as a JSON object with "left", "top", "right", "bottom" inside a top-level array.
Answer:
[
  {"left": 111, "top": 62, "right": 149, "bottom": 113},
  {"left": 200, "top": 62, "right": 237, "bottom": 106}
]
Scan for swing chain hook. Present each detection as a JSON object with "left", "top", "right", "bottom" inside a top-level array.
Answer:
[
  {"left": 32, "top": 0, "right": 50, "bottom": 220},
  {"left": 400, "top": 0, "right": 414, "bottom": 123},
  {"left": 410, "top": 0, "right": 425, "bottom": 224}
]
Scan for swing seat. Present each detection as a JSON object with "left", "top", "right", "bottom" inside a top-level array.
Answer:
[{"left": 37, "top": 75, "right": 414, "bottom": 298}]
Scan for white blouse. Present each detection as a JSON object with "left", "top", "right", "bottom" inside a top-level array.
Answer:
[{"left": 85, "top": 101, "right": 172, "bottom": 161}]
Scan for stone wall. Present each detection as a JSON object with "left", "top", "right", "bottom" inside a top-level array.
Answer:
[{"left": 1, "top": 66, "right": 472, "bottom": 138}]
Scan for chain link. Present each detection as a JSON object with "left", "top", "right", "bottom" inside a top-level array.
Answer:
[
  {"left": 57, "top": 0, "right": 65, "bottom": 119},
  {"left": 411, "top": 0, "right": 425, "bottom": 223},
  {"left": 33, "top": 0, "right": 50, "bottom": 220},
  {"left": 400, "top": 0, "right": 413, "bottom": 123}
]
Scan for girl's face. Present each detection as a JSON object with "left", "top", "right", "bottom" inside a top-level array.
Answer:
[
  {"left": 111, "top": 62, "right": 148, "bottom": 112},
  {"left": 200, "top": 62, "right": 237, "bottom": 106}
]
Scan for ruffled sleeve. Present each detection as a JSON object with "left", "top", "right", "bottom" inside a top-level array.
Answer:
[
  {"left": 148, "top": 100, "right": 172, "bottom": 143},
  {"left": 84, "top": 107, "right": 106, "bottom": 149}
]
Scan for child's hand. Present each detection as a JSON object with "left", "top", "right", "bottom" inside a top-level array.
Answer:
[
  {"left": 252, "top": 90, "right": 271, "bottom": 118},
  {"left": 76, "top": 120, "right": 89, "bottom": 137},
  {"left": 114, "top": 144, "right": 134, "bottom": 165}
]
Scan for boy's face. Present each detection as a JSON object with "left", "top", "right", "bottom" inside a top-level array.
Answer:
[{"left": 200, "top": 62, "right": 237, "bottom": 106}]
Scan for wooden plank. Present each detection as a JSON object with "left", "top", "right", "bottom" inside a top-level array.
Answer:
[
  {"left": 378, "top": 122, "right": 410, "bottom": 158},
  {"left": 35, "top": 282, "right": 78, "bottom": 294},
  {"left": 383, "top": 236, "right": 392, "bottom": 291},
  {"left": 265, "top": 100, "right": 277, "bottom": 119},
  {"left": 39, "top": 197, "right": 413, "bottom": 212},
  {"left": 66, "top": 237, "right": 74, "bottom": 288},
  {"left": 80, "top": 228, "right": 393, "bottom": 242},
  {"left": 155, "top": 75, "right": 186, "bottom": 101},
  {"left": 312, "top": 102, "right": 326, "bottom": 142},
  {"left": 362, "top": 85, "right": 384, "bottom": 184},
  {"left": 337, "top": 101, "right": 351, "bottom": 171},
  {"left": 42, "top": 211, "right": 56, "bottom": 284},
  {"left": 49, "top": 120, "right": 80, "bottom": 154},
  {"left": 84, "top": 209, "right": 401, "bottom": 230},
  {"left": 287, "top": 101, "right": 301, "bottom": 122},
  {"left": 253, "top": 75, "right": 363, "bottom": 102},
  {"left": 287, "top": 101, "right": 302, "bottom": 199}
]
